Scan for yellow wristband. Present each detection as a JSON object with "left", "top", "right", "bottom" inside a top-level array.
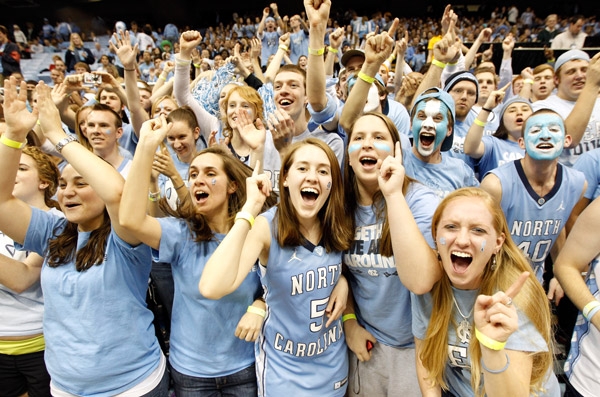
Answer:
[
  {"left": 473, "top": 118, "right": 486, "bottom": 127},
  {"left": 524, "top": 79, "right": 534, "bottom": 84},
  {"left": 278, "top": 44, "right": 288, "bottom": 51},
  {"left": 148, "top": 191, "right": 161, "bottom": 202},
  {"left": 0, "top": 135, "right": 26, "bottom": 149},
  {"left": 159, "top": 75, "right": 167, "bottom": 81},
  {"left": 432, "top": 59, "right": 447, "bottom": 69},
  {"left": 342, "top": 313, "right": 357, "bottom": 322},
  {"left": 235, "top": 211, "right": 255, "bottom": 228},
  {"left": 308, "top": 47, "right": 325, "bottom": 56},
  {"left": 357, "top": 71, "right": 375, "bottom": 84},
  {"left": 327, "top": 46, "right": 338, "bottom": 53},
  {"left": 583, "top": 300, "right": 600, "bottom": 320},
  {"left": 193, "top": 63, "right": 201, "bottom": 68},
  {"left": 475, "top": 328, "right": 506, "bottom": 351},
  {"left": 247, "top": 305, "right": 266, "bottom": 318}
]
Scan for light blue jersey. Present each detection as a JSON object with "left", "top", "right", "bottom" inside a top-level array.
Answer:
[
  {"left": 154, "top": 217, "right": 260, "bottom": 377},
  {"left": 564, "top": 255, "right": 600, "bottom": 396},
  {"left": 447, "top": 109, "right": 478, "bottom": 169},
  {"left": 412, "top": 287, "right": 560, "bottom": 396},
  {"left": 18, "top": 208, "right": 161, "bottom": 396},
  {"left": 490, "top": 161, "right": 585, "bottom": 281},
  {"left": 344, "top": 183, "right": 438, "bottom": 347},
  {"left": 256, "top": 208, "right": 348, "bottom": 396},
  {"left": 404, "top": 151, "right": 479, "bottom": 199}
]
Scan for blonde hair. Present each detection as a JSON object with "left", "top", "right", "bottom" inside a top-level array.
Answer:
[{"left": 420, "top": 187, "right": 553, "bottom": 396}]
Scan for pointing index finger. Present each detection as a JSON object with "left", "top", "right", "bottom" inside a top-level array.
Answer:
[
  {"left": 499, "top": 81, "right": 511, "bottom": 92},
  {"left": 394, "top": 141, "right": 402, "bottom": 163},
  {"left": 387, "top": 18, "right": 399, "bottom": 39},
  {"left": 505, "top": 272, "right": 530, "bottom": 299}
]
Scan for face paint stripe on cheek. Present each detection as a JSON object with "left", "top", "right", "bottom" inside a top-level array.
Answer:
[
  {"left": 348, "top": 143, "right": 361, "bottom": 154},
  {"left": 373, "top": 142, "right": 391, "bottom": 152},
  {"left": 481, "top": 240, "right": 486, "bottom": 252},
  {"left": 211, "top": 178, "right": 216, "bottom": 185},
  {"left": 439, "top": 237, "right": 446, "bottom": 245}
]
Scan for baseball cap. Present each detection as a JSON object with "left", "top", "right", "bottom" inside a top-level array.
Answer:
[{"left": 412, "top": 87, "right": 456, "bottom": 152}]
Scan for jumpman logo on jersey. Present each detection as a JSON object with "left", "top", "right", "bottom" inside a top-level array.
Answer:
[
  {"left": 556, "top": 201, "right": 565, "bottom": 211},
  {"left": 288, "top": 249, "right": 302, "bottom": 262}
]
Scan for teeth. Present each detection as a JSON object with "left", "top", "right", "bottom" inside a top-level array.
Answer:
[
  {"left": 301, "top": 188, "right": 318, "bottom": 194},
  {"left": 360, "top": 157, "right": 377, "bottom": 161},
  {"left": 452, "top": 251, "right": 472, "bottom": 258},
  {"left": 280, "top": 100, "right": 292, "bottom": 106}
]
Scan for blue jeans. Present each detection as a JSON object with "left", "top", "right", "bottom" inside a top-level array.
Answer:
[
  {"left": 140, "top": 366, "right": 170, "bottom": 397},
  {"left": 170, "top": 364, "right": 257, "bottom": 397}
]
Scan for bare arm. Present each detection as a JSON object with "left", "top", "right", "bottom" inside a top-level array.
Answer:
[
  {"left": 263, "top": 33, "right": 289, "bottom": 83},
  {"left": 480, "top": 173, "right": 503, "bottom": 204},
  {"left": 0, "top": 253, "right": 43, "bottom": 293},
  {"left": 305, "top": 0, "right": 330, "bottom": 112},
  {"left": 464, "top": 28, "right": 492, "bottom": 71},
  {"left": 415, "top": 338, "right": 442, "bottom": 396},
  {"left": 463, "top": 89, "right": 505, "bottom": 158}
]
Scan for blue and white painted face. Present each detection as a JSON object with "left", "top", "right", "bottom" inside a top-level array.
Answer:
[
  {"left": 523, "top": 112, "right": 566, "bottom": 161},
  {"left": 411, "top": 99, "right": 450, "bottom": 157}
]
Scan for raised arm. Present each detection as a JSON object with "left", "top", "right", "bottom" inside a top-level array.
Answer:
[
  {"left": 340, "top": 19, "right": 399, "bottom": 131},
  {"left": 379, "top": 142, "right": 441, "bottom": 294},
  {"left": 0, "top": 78, "right": 38, "bottom": 244},
  {"left": 119, "top": 117, "right": 172, "bottom": 250},
  {"left": 305, "top": 0, "right": 331, "bottom": 112},
  {"left": 36, "top": 83, "right": 135, "bottom": 244},
  {"left": 464, "top": 28, "right": 492, "bottom": 72},
  {"left": 555, "top": 196, "right": 600, "bottom": 332},
  {"left": 464, "top": 89, "right": 505, "bottom": 158},
  {"left": 263, "top": 33, "right": 290, "bottom": 83},
  {"left": 113, "top": 30, "right": 149, "bottom": 135}
]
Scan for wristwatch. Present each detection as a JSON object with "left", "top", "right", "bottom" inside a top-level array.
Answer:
[{"left": 55, "top": 135, "right": 79, "bottom": 153}]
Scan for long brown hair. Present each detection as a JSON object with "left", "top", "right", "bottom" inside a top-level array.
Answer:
[
  {"left": 344, "top": 112, "right": 414, "bottom": 257},
  {"left": 419, "top": 188, "right": 553, "bottom": 396},
  {"left": 159, "top": 146, "right": 276, "bottom": 241},
  {"left": 277, "top": 138, "right": 353, "bottom": 252}
]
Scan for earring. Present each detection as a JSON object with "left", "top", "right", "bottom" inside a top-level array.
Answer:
[{"left": 490, "top": 254, "right": 497, "bottom": 271}]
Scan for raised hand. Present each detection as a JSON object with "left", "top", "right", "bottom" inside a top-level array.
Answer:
[
  {"left": 364, "top": 18, "right": 399, "bottom": 68},
  {"left": 244, "top": 161, "right": 272, "bottom": 217},
  {"left": 268, "top": 109, "right": 294, "bottom": 152},
  {"left": 474, "top": 272, "right": 529, "bottom": 344},
  {"left": 113, "top": 30, "right": 138, "bottom": 69},
  {"left": 483, "top": 85, "right": 507, "bottom": 110},
  {"left": 151, "top": 147, "right": 178, "bottom": 179},
  {"left": 180, "top": 30, "right": 202, "bottom": 59},
  {"left": 36, "top": 82, "right": 66, "bottom": 142},
  {"left": 139, "top": 115, "right": 173, "bottom": 148},
  {"left": 236, "top": 109, "right": 266, "bottom": 151},
  {"left": 378, "top": 141, "right": 406, "bottom": 198},
  {"left": 304, "top": 0, "right": 330, "bottom": 30},
  {"left": 2, "top": 77, "right": 38, "bottom": 136},
  {"left": 329, "top": 27, "right": 344, "bottom": 49},
  {"left": 279, "top": 32, "right": 290, "bottom": 49},
  {"left": 478, "top": 27, "right": 492, "bottom": 43}
]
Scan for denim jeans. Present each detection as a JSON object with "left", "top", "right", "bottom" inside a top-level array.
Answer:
[
  {"left": 170, "top": 363, "right": 257, "bottom": 397},
  {"left": 140, "top": 366, "right": 170, "bottom": 397}
]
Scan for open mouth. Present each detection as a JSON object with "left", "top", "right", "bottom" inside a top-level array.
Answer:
[
  {"left": 278, "top": 99, "right": 293, "bottom": 107},
  {"left": 451, "top": 251, "right": 472, "bottom": 273},
  {"left": 536, "top": 143, "right": 554, "bottom": 150},
  {"left": 64, "top": 203, "right": 80, "bottom": 209},
  {"left": 359, "top": 156, "right": 378, "bottom": 168},
  {"left": 420, "top": 132, "right": 436, "bottom": 147},
  {"left": 300, "top": 188, "right": 319, "bottom": 204},
  {"left": 194, "top": 190, "right": 208, "bottom": 202}
]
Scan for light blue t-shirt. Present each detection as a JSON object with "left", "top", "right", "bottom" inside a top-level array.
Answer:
[
  {"left": 18, "top": 208, "right": 161, "bottom": 396},
  {"left": 412, "top": 287, "right": 560, "bottom": 397},
  {"left": 344, "top": 182, "right": 439, "bottom": 347},
  {"left": 476, "top": 136, "right": 524, "bottom": 180},
  {"left": 573, "top": 148, "right": 600, "bottom": 200},
  {"left": 154, "top": 217, "right": 260, "bottom": 377}
]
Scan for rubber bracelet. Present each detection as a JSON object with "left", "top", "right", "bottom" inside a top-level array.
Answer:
[
  {"left": 342, "top": 313, "right": 357, "bottom": 322},
  {"left": 475, "top": 328, "right": 506, "bottom": 351},
  {"left": 278, "top": 44, "right": 288, "bottom": 51},
  {"left": 175, "top": 58, "right": 190, "bottom": 66},
  {"left": 159, "top": 75, "right": 167, "bottom": 81},
  {"left": 0, "top": 135, "right": 26, "bottom": 149},
  {"left": 148, "top": 191, "right": 161, "bottom": 202},
  {"left": 481, "top": 107, "right": 494, "bottom": 113},
  {"left": 473, "top": 118, "right": 486, "bottom": 127},
  {"left": 193, "top": 63, "right": 201, "bottom": 68},
  {"left": 524, "top": 78, "right": 534, "bottom": 84},
  {"left": 235, "top": 211, "right": 255, "bottom": 228},
  {"left": 587, "top": 305, "right": 600, "bottom": 322},
  {"left": 357, "top": 71, "right": 375, "bottom": 84},
  {"left": 173, "top": 182, "right": 186, "bottom": 190},
  {"left": 308, "top": 47, "right": 325, "bottom": 56},
  {"left": 432, "top": 59, "right": 446, "bottom": 69},
  {"left": 327, "top": 46, "right": 338, "bottom": 53},
  {"left": 481, "top": 353, "right": 510, "bottom": 374},
  {"left": 247, "top": 305, "right": 266, "bottom": 318},
  {"left": 583, "top": 300, "right": 600, "bottom": 321}
]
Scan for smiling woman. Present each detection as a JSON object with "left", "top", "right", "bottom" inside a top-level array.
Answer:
[{"left": 388, "top": 186, "right": 559, "bottom": 396}]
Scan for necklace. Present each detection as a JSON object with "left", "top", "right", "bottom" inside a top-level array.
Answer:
[{"left": 452, "top": 294, "right": 473, "bottom": 344}]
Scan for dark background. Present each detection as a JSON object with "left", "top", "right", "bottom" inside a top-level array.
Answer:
[{"left": 0, "top": 0, "right": 597, "bottom": 34}]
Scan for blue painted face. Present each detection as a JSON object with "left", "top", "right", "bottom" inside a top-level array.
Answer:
[
  {"left": 523, "top": 113, "right": 565, "bottom": 161},
  {"left": 411, "top": 99, "right": 450, "bottom": 157}
]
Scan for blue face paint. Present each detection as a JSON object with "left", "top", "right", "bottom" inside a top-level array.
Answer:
[
  {"left": 523, "top": 113, "right": 565, "bottom": 161},
  {"left": 411, "top": 99, "right": 450, "bottom": 157},
  {"left": 373, "top": 142, "right": 392, "bottom": 152},
  {"left": 327, "top": 181, "right": 331, "bottom": 190},
  {"left": 105, "top": 129, "right": 112, "bottom": 135},
  {"left": 211, "top": 178, "right": 216, "bottom": 185},
  {"left": 348, "top": 143, "right": 361, "bottom": 154},
  {"left": 481, "top": 240, "right": 486, "bottom": 252},
  {"left": 439, "top": 237, "right": 446, "bottom": 245}
]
